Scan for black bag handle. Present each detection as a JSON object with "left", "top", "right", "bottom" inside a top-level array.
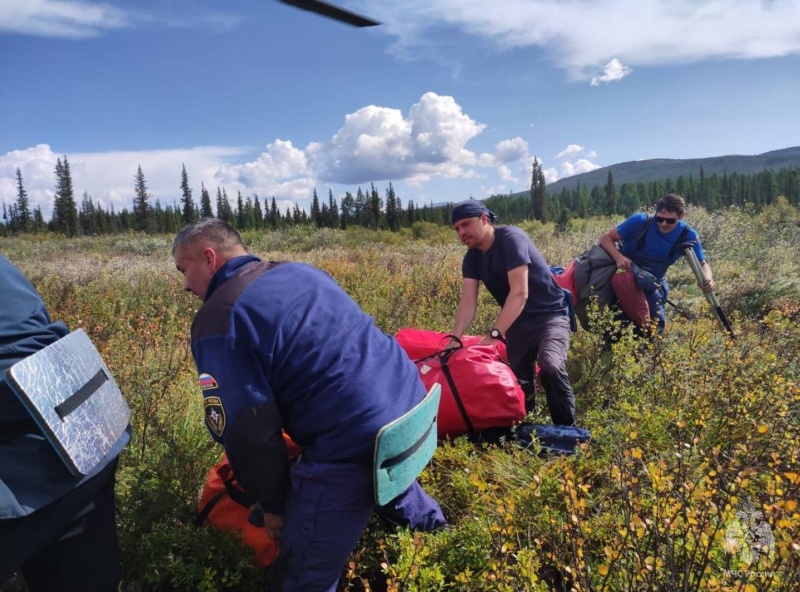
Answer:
[
  {"left": 195, "top": 464, "right": 258, "bottom": 527},
  {"left": 415, "top": 342, "right": 476, "bottom": 437}
]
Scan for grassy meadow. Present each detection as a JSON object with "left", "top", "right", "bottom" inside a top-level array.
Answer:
[{"left": 2, "top": 200, "right": 799, "bottom": 591}]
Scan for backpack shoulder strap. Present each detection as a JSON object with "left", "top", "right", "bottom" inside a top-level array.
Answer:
[
  {"left": 634, "top": 214, "right": 652, "bottom": 251},
  {"left": 669, "top": 224, "right": 691, "bottom": 258}
]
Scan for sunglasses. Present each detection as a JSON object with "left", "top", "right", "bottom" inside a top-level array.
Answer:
[{"left": 655, "top": 216, "right": 677, "bottom": 225}]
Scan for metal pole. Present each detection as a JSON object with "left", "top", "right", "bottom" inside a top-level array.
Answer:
[{"left": 683, "top": 246, "right": 735, "bottom": 338}]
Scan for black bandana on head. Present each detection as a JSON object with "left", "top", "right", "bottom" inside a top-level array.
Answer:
[{"left": 451, "top": 200, "right": 498, "bottom": 225}]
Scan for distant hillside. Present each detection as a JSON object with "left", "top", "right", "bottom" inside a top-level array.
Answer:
[{"left": 539, "top": 146, "right": 800, "bottom": 195}]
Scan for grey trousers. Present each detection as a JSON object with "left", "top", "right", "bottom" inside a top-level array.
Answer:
[{"left": 506, "top": 313, "right": 576, "bottom": 426}]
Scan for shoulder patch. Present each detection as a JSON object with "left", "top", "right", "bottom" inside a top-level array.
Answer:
[
  {"left": 204, "top": 396, "right": 226, "bottom": 437},
  {"left": 198, "top": 373, "right": 218, "bottom": 390}
]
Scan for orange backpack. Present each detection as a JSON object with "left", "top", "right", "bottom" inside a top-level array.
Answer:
[{"left": 196, "top": 435, "right": 301, "bottom": 567}]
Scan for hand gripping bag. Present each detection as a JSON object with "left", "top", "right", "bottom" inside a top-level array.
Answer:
[
  {"left": 415, "top": 344, "right": 525, "bottom": 439},
  {"left": 196, "top": 434, "right": 301, "bottom": 567},
  {"left": 396, "top": 328, "right": 508, "bottom": 362}
]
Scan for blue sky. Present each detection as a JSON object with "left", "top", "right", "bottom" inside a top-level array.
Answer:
[{"left": 1, "top": 0, "right": 799, "bottom": 220}]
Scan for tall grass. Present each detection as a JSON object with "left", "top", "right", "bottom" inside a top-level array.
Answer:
[{"left": 1, "top": 200, "right": 798, "bottom": 591}]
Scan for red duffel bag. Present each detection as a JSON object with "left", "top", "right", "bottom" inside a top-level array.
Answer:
[
  {"left": 414, "top": 344, "right": 525, "bottom": 439},
  {"left": 396, "top": 328, "right": 508, "bottom": 362},
  {"left": 611, "top": 268, "right": 650, "bottom": 329}
]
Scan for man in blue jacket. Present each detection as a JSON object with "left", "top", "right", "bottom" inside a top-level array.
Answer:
[
  {"left": 0, "top": 254, "right": 128, "bottom": 592},
  {"left": 597, "top": 193, "right": 715, "bottom": 332},
  {"left": 172, "top": 218, "right": 445, "bottom": 592}
]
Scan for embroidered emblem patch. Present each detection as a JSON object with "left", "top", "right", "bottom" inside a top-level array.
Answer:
[
  {"left": 204, "top": 396, "right": 226, "bottom": 437},
  {"left": 198, "top": 373, "right": 218, "bottom": 390}
]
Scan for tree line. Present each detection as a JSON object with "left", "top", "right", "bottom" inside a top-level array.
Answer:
[
  {"left": 1, "top": 158, "right": 459, "bottom": 237},
  {"left": 493, "top": 158, "right": 800, "bottom": 229},
  {"left": 3, "top": 156, "right": 799, "bottom": 237}
]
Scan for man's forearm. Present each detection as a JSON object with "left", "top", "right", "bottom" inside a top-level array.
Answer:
[{"left": 451, "top": 301, "right": 476, "bottom": 338}]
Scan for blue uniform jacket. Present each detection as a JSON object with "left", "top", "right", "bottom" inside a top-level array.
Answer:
[
  {"left": 0, "top": 255, "right": 128, "bottom": 519},
  {"left": 191, "top": 256, "right": 426, "bottom": 514}
]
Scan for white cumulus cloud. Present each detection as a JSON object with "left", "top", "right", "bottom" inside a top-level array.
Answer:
[
  {"left": 319, "top": 92, "right": 487, "bottom": 184},
  {"left": 590, "top": 58, "right": 633, "bottom": 86}
]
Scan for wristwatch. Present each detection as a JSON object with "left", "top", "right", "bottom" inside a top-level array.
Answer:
[{"left": 489, "top": 328, "right": 506, "bottom": 343}]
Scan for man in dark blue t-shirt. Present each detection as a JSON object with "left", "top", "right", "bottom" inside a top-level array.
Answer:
[{"left": 448, "top": 200, "right": 576, "bottom": 426}]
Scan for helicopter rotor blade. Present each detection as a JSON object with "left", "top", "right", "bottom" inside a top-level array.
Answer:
[{"left": 277, "top": 0, "right": 380, "bottom": 27}]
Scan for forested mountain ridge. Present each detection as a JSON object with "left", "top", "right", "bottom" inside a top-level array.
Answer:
[{"left": 541, "top": 146, "right": 800, "bottom": 195}]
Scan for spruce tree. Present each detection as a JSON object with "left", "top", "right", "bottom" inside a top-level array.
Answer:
[
  {"left": 354, "top": 187, "right": 367, "bottom": 226},
  {"left": 236, "top": 190, "right": 245, "bottom": 229},
  {"left": 253, "top": 196, "right": 264, "bottom": 229},
  {"left": 133, "top": 165, "right": 152, "bottom": 232},
  {"left": 604, "top": 170, "right": 617, "bottom": 216},
  {"left": 180, "top": 164, "right": 195, "bottom": 224},
  {"left": 15, "top": 168, "right": 31, "bottom": 232},
  {"left": 385, "top": 182, "right": 398, "bottom": 231},
  {"left": 530, "top": 158, "right": 550, "bottom": 222},
  {"left": 53, "top": 156, "right": 80, "bottom": 236},
  {"left": 79, "top": 191, "right": 96, "bottom": 235},
  {"left": 270, "top": 197, "right": 279, "bottom": 230},
  {"left": 200, "top": 183, "right": 213, "bottom": 218},
  {"left": 327, "top": 189, "right": 339, "bottom": 229},
  {"left": 311, "top": 189, "right": 322, "bottom": 228},
  {"left": 340, "top": 192, "right": 355, "bottom": 230},
  {"left": 216, "top": 188, "right": 233, "bottom": 222},
  {"left": 369, "top": 183, "right": 382, "bottom": 229}
]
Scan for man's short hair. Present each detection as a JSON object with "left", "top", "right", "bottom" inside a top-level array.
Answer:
[
  {"left": 656, "top": 194, "right": 686, "bottom": 215},
  {"left": 172, "top": 218, "right": 246, "bottom": 256}
]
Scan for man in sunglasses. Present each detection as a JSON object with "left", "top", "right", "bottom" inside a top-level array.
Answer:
[{"left": 597, "top": 193, "right": 715, "bottom": 332}]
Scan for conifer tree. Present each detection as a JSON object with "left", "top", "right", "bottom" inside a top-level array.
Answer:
[
  {"left": 354, "top": 187, "right": 367, "bottom": 226},
  {"left": 311, "top": 189, "right": 322, "bottom": 228},
  {"left": 79, "top": 191, "right": 97, "bottom": 235},
  {"left": 236, "top": 190, "right": 245, "bottom": 229},
  {"left": 15, "top": 168, "right": 31, "bottom": 232},
  {"left": 340, "top": 192, "right": 355, "bottom": 230},
  {"left": 217, "top": 188, "right": 233, "bottom": 222},
  {"left": 133, "top": 165, "right": 152, "bottom": 232},
  {"left": 270, "top": 197, "right": 279, "bottom": 230},
  {"left": 180, "top": 164, "right": 195, "bottom": 224},
  {"left": 369, "top": 183, "right": 382, "bottom": 229},
  {"left": 53, "top": 156, "right": 80, "bottom": 236},
  {"left": 603, "top": 170, "right": 617, "bottom": 216},
  {"left": 407, "top": 199, "right": 416, "bottom": 226},
  {"left": 200, "top": 183, "right": 213, "bottom": 218},
  {"left": 33, "top": 206, "right": 45, "bottom": 233},
  {"left": 253, "top": 196, "right": 264, "bottom": 230},
  {"left": 385, "top": 182, "right": 398, "bottom": 231},
  {"left": 327, "top": 188, "right": 339, "bottom": 228},
  {"left": 530, "top": 158, "right": 550, "bottom": 222}
]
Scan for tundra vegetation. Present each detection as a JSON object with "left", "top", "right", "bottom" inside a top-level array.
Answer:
[{"left": 1, "top": 200, "right": 798, "bottom": 591}]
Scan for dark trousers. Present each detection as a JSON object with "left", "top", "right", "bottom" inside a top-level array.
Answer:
[
  {"left": 644, "top": 280, "right": 669, "bottom": 333},
  {"left": 271, "top": 457, "right": 445, "bottom": 591},
  {"left": 506, "top": 314, "right": 576, "bottom": 426},
  {"left": 0, "top": 460, "right": 120, "bottom": 592}
]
